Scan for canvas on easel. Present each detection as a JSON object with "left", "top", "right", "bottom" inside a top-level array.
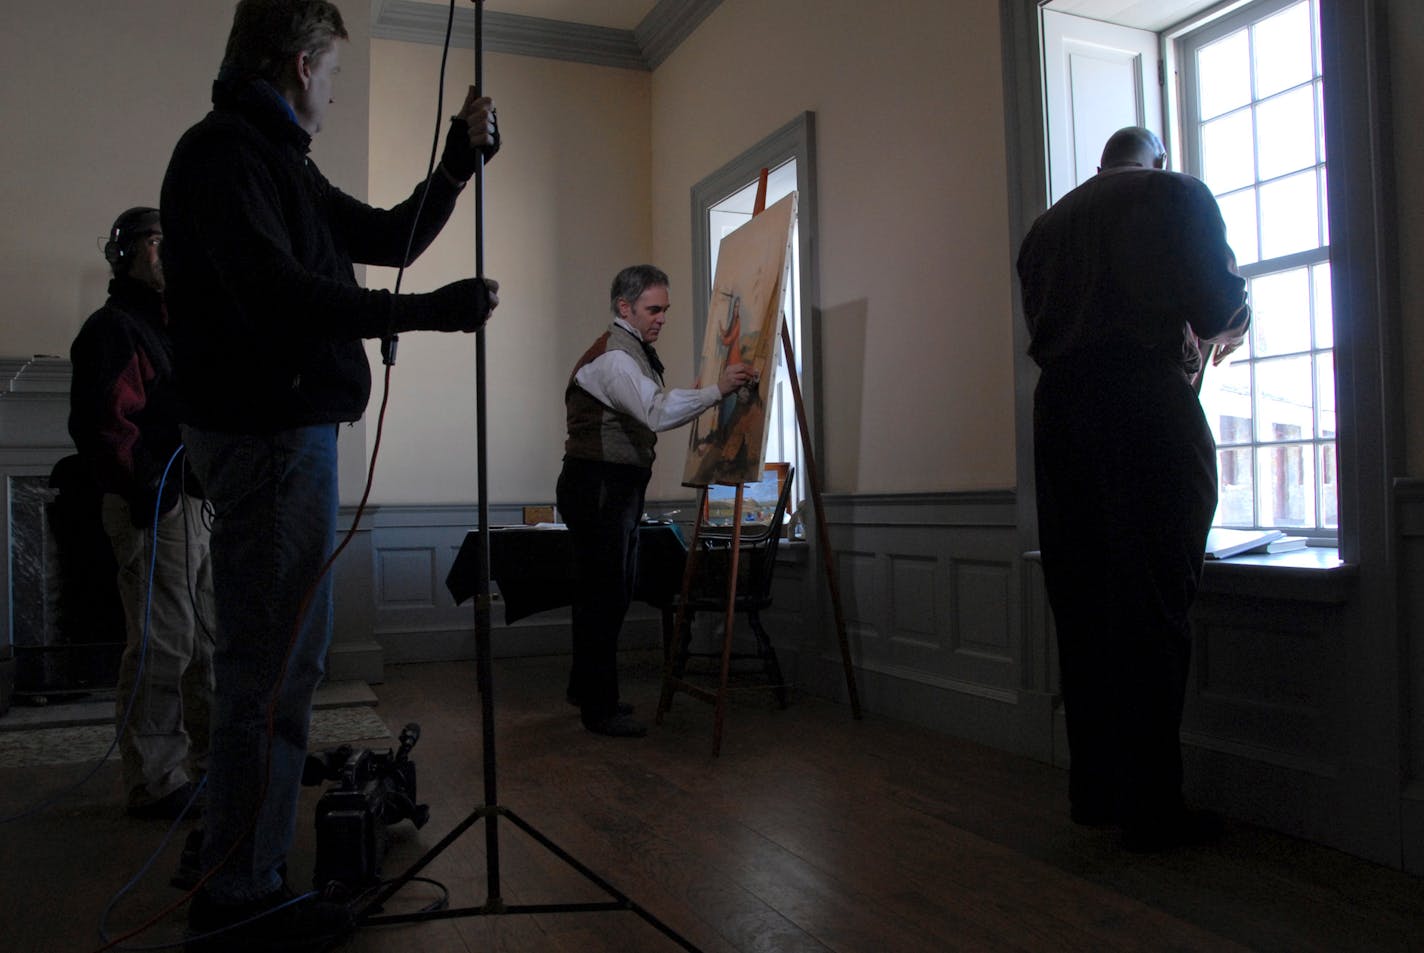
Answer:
[
  {"left": 682, "top": 192, "right": 797, "bottom": 488},
  {"left": 659, "top": 175, "right": 858, "bottom": 757}
]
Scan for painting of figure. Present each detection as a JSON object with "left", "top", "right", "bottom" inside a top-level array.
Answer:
[{"left": 683, "top": 192, "right": 797, "bottom": 487}]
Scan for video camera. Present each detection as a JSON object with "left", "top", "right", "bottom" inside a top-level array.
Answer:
[{"left": 302, "top": 722, "right": 430, "bottom": 893}]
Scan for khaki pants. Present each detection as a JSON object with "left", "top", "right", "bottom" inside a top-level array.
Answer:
[{"left": 102, "top": 492, "right": 216, "bottom": 808}]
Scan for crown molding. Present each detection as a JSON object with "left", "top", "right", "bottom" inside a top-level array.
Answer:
[
  {"left": 371, "top": 0, "right": 723, "bottom": 71},
  {"left": 636, "top": 0, "right": 723, "bottom": 69}
]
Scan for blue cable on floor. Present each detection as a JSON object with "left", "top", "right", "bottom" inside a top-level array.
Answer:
[{"left": 0, "top": 445, "right": 184, "bottom": 824}]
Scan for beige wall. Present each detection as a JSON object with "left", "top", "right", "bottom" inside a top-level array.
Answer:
[
  {"left": 1387, "top": 0, "right": 1424, "bottom": 473},
  {"left": 0, "top": 3, "right": 225, "bottom": 358},
  {"left": 0, "top": 2, "right": 370, "bottom": 358},
  {"left": 0, "top": 1, "right": 372, "bottom": 499},
  {"left": 363, "top": 44, "right": 652, "bottom": 504},
  {"left": 3, "top": 0, "right": 1419, "bottom": 505},
  {"left": 649, "top": 0, "right": 1018, "bottom": 495}
]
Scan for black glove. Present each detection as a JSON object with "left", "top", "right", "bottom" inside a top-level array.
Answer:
[
  {"left": 440, "top": 114, "right": 500, "bottom": 182},
  {"left": 394, "top": 277, "right": 495, "bottom": 334}
]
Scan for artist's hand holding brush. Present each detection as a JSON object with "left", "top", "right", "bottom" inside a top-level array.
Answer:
[{"left": 718, "top": 363, "right": 759, "bottom": 395}]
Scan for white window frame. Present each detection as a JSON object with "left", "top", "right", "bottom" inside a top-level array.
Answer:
[
  {"left": 1175, "top": 0, "right": 1337, "bottom": 538},
  {"left": 690, "top": 113, "right": 820, "bottom": 516},
  {"left": 1008, "top": 0, "right": 1401, "bottom": 575}
]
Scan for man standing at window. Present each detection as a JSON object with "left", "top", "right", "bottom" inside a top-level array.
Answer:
[
  {"left": 1017, "top": 126, "right": 1250, "bottom": 851},
  {"left": 161, "top": 1, "right": 500, "bottom": 947},
  {"left": 558, "top": 265, "right": 756, "bottom": 737}
]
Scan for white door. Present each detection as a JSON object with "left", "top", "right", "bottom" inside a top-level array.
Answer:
[{"left": 1041, "top": 9, "right": 1162, "bottom": 204}]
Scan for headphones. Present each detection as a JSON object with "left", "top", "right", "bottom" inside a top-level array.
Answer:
[{"left": 103, "top": 206, "right": 160, "bottom": 268}]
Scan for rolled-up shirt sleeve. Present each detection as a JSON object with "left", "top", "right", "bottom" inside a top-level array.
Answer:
[{"left": 574, "top": 350, "right": 721, "bottom": 432}]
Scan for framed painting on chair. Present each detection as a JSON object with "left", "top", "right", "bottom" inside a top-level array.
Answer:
[{"left": 701, "top": 462, "right": 789, "bottom": 531}]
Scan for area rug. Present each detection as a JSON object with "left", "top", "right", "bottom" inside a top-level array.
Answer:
[{"left": 0, "top": 707, "right": 392, "bottom": 768}]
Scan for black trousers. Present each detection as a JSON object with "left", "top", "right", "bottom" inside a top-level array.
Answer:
[
  {"left": 555, "top": 457, "right": 651, "bottom": 723},
  {"left": 1033, "top": 347, "right": 1217, "bottom": 827}
]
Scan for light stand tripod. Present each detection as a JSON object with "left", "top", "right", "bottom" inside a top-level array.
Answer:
[{"left": 355, "top": 4, "right": 700, "bottom": 949}]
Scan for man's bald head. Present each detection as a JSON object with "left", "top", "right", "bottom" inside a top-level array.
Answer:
[{"left": 1098, "top": 126, "right": 1167, "bottom": 172}]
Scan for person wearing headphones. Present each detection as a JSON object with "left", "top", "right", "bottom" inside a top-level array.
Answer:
[{"left": 68, "top": 205, "right": 215, "bottom": 821}]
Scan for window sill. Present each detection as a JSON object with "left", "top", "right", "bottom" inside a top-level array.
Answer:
[
  {"left": 1200, "top": 546, "right": 1354, "bottom": 603},
  {"left": 1024, "top": 548, "right": 1356, "bottom": 605}
]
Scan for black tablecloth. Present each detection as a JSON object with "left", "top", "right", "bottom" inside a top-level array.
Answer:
[{"left": 446, "top": 524, "right": 688, "bottom": 625}]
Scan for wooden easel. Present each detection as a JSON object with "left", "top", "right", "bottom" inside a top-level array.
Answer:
[{"left": 657, "top": 169, "right": 861, "bottom": 755}]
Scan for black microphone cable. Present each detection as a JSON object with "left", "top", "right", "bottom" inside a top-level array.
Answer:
[{"left": 381, "top": 0, "right": 460, "bottom": 368}]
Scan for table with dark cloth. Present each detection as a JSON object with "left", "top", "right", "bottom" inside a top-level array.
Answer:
[{"left": 446, "top": 523, "right": 688, "bottom": 626}]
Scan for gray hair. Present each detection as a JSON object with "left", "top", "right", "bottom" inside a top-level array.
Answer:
[
  {"left": 221, "top": 0, "right": 348, "bottom": 83},
  {"left": 609, "top": 265, "right": 669, "bottom": 317}
]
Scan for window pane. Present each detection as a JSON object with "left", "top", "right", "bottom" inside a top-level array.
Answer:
[
  {"left": 1256, "top": 85, "right": 1316, "bottom": 180},
  {"left": 1312, "top": 261, "right": 1333, "bottom": 348},
  {"left": 1253, "top": 1, "right": 1314, "bottom": 98},
  {"left": 1258, "top": 169, "right": 1320, "bottom": 258},
  {"left": 1198, "top": 29, "right": 1252, "bottom": 120},
  {"left": 1315, "top": 352, "right": 1335, "bottom": 438},
  {"left": 1257, "top": 442, "right": 1316, "bottom": 528},
  {"left": 1202, "top": 358, "right": 1251, "bottom": 443},
  {"left": 1188, "top": 0, "right": 1332, "bottom": 537},
  {"left": 1250, "top": 267, "right": 1312, "bottom": 357},
  {"left": 1216, "top": 189, "right": 1259, "bottom": 266},
  {"left": 1319, "top": 443, "right": 1338, "bottom": 528},
  {"left": 1202, "top": 109, "right": 1256, "bottom": 193},
  {"left": 1255, "top": 355, "right": 1315, "bottom": 442},
  {"left": 1217, "top": 447, "right": 1256, "bottom": 526}
]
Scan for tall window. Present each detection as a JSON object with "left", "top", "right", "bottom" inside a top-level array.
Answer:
[
  {"left": 706, "top": 161, "right": 804, "bottom": 517},
  {"left": 1180, "top": 0, "right": 1335, "bottom": 534},
  {"left": 691, "top": 114, "right": 818, "bottom": 523}
]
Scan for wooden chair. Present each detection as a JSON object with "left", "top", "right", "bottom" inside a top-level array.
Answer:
[{"left": 665, "top": 467, "right": 795, "bottom": 708}]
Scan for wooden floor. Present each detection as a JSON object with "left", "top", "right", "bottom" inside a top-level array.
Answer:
[{"left": 3, "top": 652, "right": 1422, "bottom": 953}]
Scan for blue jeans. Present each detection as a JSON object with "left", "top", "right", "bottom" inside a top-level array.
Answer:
[{"left": 181, "top": 425, "right": 339, "bottom": 902}]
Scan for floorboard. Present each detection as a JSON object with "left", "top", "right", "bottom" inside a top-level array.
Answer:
[{"left": 1, "top": 651, "right": 1421, "bottom": 952}]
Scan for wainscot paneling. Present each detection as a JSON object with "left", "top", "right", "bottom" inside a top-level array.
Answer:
[
  {"left": 356, "top": 504, "right": 663, "bottom": 674},
  {"left": 1181, "top": 589, "right": 1348, "bottom": 843},
  {"left": 1396, "top": 478, "right": 1424, "bottom": 876},
  {"left": 333, "top": 485, "right": 1415, "bottom": 874},
  {"left": 775, "top": 491, "right": 1052, "bottom": 757}
]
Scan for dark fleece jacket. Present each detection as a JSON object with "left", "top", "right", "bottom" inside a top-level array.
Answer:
[
  {"left": 160, "top": 73, "right": 476, "bottom": 432},
  {"left": 68, "top": 275, "right": 189, "bottom": 523}
]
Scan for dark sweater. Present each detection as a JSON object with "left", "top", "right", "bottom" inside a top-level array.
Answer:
[
  {"left": 68, "top": 276, "right": 187, "bottom": 519},
  {"left": 160, "top": 74, "right": 465, "bottom": 432},
  {"left": 1017, "top": 167, "right": 1250, "bottom": 376}
]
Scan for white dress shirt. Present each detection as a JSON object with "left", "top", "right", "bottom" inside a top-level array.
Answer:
[{"left": 573, "top": 319, "right": 722, "bottom": 432}]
